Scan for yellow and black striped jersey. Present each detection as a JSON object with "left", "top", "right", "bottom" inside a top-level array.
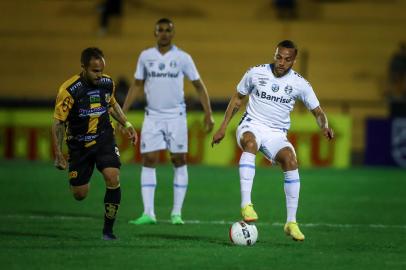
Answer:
[{"left": 54, "top": 74, "right": 117, "bottom": 148}]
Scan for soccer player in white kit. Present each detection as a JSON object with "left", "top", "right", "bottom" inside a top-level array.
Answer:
[
  {"left": 123, "top": 18, "right": 214, "bottom": 225},
  {"left": 212, "top": 40, "right": 334, "bottom": 241}
]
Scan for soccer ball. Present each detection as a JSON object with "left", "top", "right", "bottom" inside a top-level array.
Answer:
[{"left": 229, "top": 221, "right": 258, "bottom": 246}]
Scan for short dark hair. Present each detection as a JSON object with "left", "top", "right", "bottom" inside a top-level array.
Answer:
[
  {"left": 156, "top": 18, "right": 174, "bottom": 26},
  {"left": 81, "top": 47, "right": 104, "bottom": 67},
  {"left": 277, "top": 40, "right": 298, "bottom": 55}
]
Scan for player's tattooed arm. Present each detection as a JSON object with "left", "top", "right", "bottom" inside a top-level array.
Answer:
[
  {"left": 211, "top": 92, "right": 246, "bottom": 146},
  {"left": 52, "top": 119, "right": 67, "bottom": 170},
  {"left": 311, "top": 106, "right": 334, "bottom": 140},
  {"left": 109, "top": 103, "right": 138, "bottom": 145},
  {"left": 109, "top": 102, "right": 128, "bottom": 127},
  {"left": 109, "top": 103, "right": 137, "bottom": 144},
  {"left": 226, "top": 92, "right": 246, "bottom": 123}
]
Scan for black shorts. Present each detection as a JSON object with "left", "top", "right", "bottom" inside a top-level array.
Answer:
[{"left": 68, "top": 136, "right": 121, "bottom": 186}]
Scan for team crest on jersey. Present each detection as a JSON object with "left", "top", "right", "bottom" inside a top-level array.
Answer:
[
  {"left": 271, "top": 83, "right": 279, "bottom": 92},
  {"left": 159, "top": 63, "right": 166, "bottom": 70},
  {"left": 89, "top": 95, "right": 100, "bottom": 104},
  {"left": 284, "top": 85, "right": 293, "bottom": 95},
  {"left": 105, "top": 93, "right": 111, "bottom": 103},
  {"left": 169, "top": 60, "right": 177, "bottom": 68}
]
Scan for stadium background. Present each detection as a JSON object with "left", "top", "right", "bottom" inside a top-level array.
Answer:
[{"left": 1, "top": 1, "right": 405, "bottom": 269}]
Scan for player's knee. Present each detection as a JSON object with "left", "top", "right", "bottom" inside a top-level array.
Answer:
[
  {"left": 142, "top": 154, "right": 158, "bottom": 167},
  {"left": 73, "top": 191, "right": 87, "bottom": 201},
  {"left": 280, "top": 155, "right": 298, "bottom": 170},
  {"left": 242, "top": 140, "right": 257, "bottom": 152},
  {"left": 106, "top": 176, "right": 120, "bottom": 188},
  {"left": 285, "top": 158, "right": 298, "bottom": 170},
  {"left": 240, "top": 133, "right": 257, "bottom": 153},
  {"left": 71, "top": 184, "right": 89, "bottom": 201},
  {"left": 170, "top": 154, "right": 186, "bottom": 167}
]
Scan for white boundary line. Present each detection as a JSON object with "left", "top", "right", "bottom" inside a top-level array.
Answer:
[{"left": 3, "top": 214, "right": 406, "bottom": 229}]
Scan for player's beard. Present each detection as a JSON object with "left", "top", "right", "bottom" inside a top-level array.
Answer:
[{"left": 274, "top": 66, "right": 291, "bottom": 77}]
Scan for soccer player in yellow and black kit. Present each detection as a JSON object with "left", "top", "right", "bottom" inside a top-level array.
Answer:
[{"left": 52, "top": 47, "right": 137, "bottom": 240}]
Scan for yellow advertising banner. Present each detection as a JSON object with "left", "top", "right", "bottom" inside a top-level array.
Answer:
[{"left": 0, "top": 110, "right": 351, "bottom": 167}]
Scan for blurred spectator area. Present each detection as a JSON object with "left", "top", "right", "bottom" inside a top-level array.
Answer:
[{"left": 0, "top": 0, "right": 405, "bottom": 159}]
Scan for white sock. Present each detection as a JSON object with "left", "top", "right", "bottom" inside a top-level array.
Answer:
[
  {"left": 172, "top": 165, "right": 188, "bottom": 216},
  {"left": 141, "top": 166, "right": 156, "bottom": 218},
  {"left": 239, "top": 152, "right": 256, "bottom": 208},
  {"left": 284, "top": 169, "right": 300, "bottom": 223}
]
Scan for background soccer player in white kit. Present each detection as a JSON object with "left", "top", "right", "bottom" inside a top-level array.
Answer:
[
  {"left": 123, "top": 18, "right": 214, "bottom": 225},
  {"left": 212, "top": 40, "right": 334, "bottom": 241}
]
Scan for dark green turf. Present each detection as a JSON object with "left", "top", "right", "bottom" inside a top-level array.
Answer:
[{"left": 1, "top": 161, "right": 406, "bottom": 269}]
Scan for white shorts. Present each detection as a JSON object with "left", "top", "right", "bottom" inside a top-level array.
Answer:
[
  {"left": 236, "top": 120, "right": 295, "bottom": 163},
  {"left": 140, "top": 116, "right": 188, "bottom": 154}
]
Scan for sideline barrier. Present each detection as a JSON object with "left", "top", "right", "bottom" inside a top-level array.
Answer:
[
  {"left": 0, "top": 110, "right": 351, "bottom": 168},
  {"left": 365, "top": 118, "right": 406, "bottom": 167}
]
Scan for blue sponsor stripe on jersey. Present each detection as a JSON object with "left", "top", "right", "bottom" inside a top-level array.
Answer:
[
  {"left": 174, "top": 184, "right": 188, "bottom": 188},
  {"left": 284, "top": 179, "right": 300, "bottom": 184},
  {"left": 141, "top": 184, "right": 156, "bottom": 187},
  {"left": 239, "top": 164, "right": 256, "bottom": 169}
]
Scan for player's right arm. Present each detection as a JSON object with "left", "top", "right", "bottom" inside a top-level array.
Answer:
[
  {"left": 211, "top": 92, "right": 246, "bottom": 146},
  {"left": 52, "top": 87, "right": 74, "bottom": 170},
  {"left": 122, "top": 79, "right": 144, "bottom": 113},
  {"left": 212, "top": 67, "right": 253, "bottom": 146},
  {"left": 123, "top": 51, "right": 146, "bottom": 113}
]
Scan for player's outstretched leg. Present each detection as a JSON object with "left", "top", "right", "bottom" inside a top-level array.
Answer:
[
  {"left": 129, "top": 166, "right": 157, "bottom": 225},
  {"left": 283, "top": 169, "right": 304, "bottom": 241},
  {"left": 239, "top": 152, "right": 258, "bottom": 222},
  {"left": 171, "top": 165, "right": 188, "bottom": 225},
  {"left": 103, "top": 183, "right": 121, "bottom": 240}
]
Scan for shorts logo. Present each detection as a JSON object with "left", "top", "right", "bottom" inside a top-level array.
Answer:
[
  {"left": 69, "top": 171, "right": 78, "bottom": 179},
  {"left": 177, "top": 144, "right": 184, "bottom": 149},
  {"left": 141, "top": 142, "right": 146, "bottom": 149},
  {"left": 159, "top": 63, "right": 166, "bottom": 70},
  {"left": 284, "top": 85, "right": 293, "bottom": 95},
  {"left": 115, "top": 146, "right": 120, "bottom": 157},
  {"left": 271, "top": 84, "right": 279, "bottom": 92}
]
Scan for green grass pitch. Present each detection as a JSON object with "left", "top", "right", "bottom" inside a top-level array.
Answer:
[{"left": 1, "top": 160, "right": 406, "bottom": 269}]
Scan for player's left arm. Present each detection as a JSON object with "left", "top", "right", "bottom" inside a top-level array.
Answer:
[
  {"left": 192, "top": 79, "right": 215, "bottom": 133},
  {"left": 52, "top": 119, "right": 67, "bottom": 170},
  {"left": 109, "top": 102, "right": 137, "bottom": 145},
  {"left": 311, "top": 106, "right": 334, "bottom": 140}
]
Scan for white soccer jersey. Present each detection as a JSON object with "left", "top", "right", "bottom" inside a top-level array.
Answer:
[
  {"left": 237, "top": 64, "right": 320, "bottom": 130},
  {"left": 134, "top": 45, "right": 200, "bottom": 118}
]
